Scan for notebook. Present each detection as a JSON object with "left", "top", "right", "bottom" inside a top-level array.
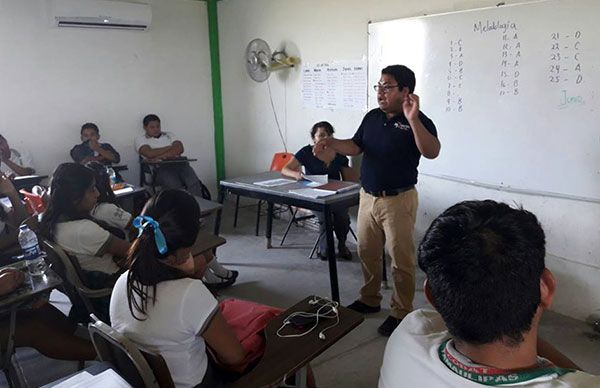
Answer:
[{"left": 315, "top": 180, "right": 359, "bottom": 193}]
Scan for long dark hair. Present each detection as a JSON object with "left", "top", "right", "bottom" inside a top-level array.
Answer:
[
  {"left": 85, "top": 161, "right": 117, "bottom": 204},
  {"left": 126, "top": 189, "right": 201, "bottom": 320},
  {"left": 40, "top": 163, "right": 96, "bottom": 240}
]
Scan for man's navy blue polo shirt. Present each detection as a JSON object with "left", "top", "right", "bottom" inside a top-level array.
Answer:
[
  {"left": 295, "top": 145, "right": 349, "bottom": 180},
  {"left": 352, "top": 108, "right": 437, "bottom": 192}
]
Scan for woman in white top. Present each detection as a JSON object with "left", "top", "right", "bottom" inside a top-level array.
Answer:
[
  {"left": 110, "top": 189, "right": 245, "bottom": 387},
  {"left": 40, "top": 163, "right": 130, "bottom": 322}
]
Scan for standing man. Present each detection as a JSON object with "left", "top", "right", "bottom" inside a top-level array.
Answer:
[
  {"left": 314, "top": 65, "right": 440, "bottom": 336},
  {"left": 0, "top": 134, "right": 35, "bottom": 177},
  {"left": 135, "top": 114, "right": 208, "bottom": 198}
]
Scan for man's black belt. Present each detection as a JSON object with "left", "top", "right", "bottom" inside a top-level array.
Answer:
[{"left": 364, "top": 185, "right": 414, "bottom": 197}]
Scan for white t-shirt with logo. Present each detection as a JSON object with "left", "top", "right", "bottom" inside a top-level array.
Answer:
[
  {"left": 134, "top": 132, "right": 179, "bottom": 156},
  {"left": 54, "top": 219, "right": 120, "bottom": 274},
  {"left": 0, "top": 148, "right": 34, "bottom": 176},
  {"left": 379, "top": 309, "right": 600, "bottom": 388},
  {"left": 91, "top": 203, "right": 132, "bottom": 231},
  {"left": 110, "top": 271, "right": 218, "bottom": 388}
]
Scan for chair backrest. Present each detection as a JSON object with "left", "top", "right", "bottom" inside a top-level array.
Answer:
[
  {"left": 19, "top": 189, "right": 46, "bottom": 214},
  {"left": 270, "top": 152, "right": 294, "bottom": 172},
  {"left": 40, "top": 239, "right": 112, "bottom": 321},
  {"left": 89, "top": 314, "right": 175, "bottom": 388}
]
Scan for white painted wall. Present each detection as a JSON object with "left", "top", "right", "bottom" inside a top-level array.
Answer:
[
  {"left": 218, "top": 0, "right": 600, "bottom": 320},
  {"left": 0, "top": 0, "right": 216, "bottom": 192}
]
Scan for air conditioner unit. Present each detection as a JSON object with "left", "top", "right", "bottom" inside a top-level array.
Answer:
[{"left": 51, "top": 0, "right": 152, "bottom": 31}]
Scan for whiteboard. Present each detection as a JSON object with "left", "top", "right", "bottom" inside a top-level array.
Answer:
[{"left": 368, "top": 0, "right": 600, "bottom": 200}]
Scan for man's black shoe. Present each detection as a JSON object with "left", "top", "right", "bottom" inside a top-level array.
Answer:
[
  {"left": 377, "top": 316, "right": 402, "bottom": 337},
  {"left": 347, "top": 300, "right": 381, "bottom": 314}
]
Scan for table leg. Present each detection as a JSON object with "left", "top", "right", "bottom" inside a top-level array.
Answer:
[
  {"left": 266, "top": 202, "right": 274, "bottom": 249},
  {"left": 214, "top": 186, "right": 225, "bottom": 236},
  {"left": 324, "top": 209, "right": 340, "bottom": 302}
]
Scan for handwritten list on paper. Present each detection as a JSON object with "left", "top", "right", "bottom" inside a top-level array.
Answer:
[{"left": 302, "top": 61, "right": 367, "bottom": 111}]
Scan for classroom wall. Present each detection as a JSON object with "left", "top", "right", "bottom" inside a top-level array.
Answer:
[
  {"left": 218, "top": 0, "right": 600, "bottom": 320},
  {"left": 0, "top": 0, "right": 216, "bottom": 192}
]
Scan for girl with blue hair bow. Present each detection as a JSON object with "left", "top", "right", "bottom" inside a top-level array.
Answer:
[{"left": 110, "top": 189, "right": 245, "bottom": 387}]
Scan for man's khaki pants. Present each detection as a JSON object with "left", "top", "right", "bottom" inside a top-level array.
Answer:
[{"left": 356, "top": 188, "right": 418, "bottom": 319}]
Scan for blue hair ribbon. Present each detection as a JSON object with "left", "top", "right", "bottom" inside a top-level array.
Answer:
[{"left": 133, "top": 215, "right": 168, "bottom": 255}]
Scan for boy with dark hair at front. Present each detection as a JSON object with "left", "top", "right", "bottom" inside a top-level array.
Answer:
[
  {"left": 70, "top": 122, "right": 120, "bottom": 165},
  {"left": 379, "top": 200, "right": 599, "bottom": 387}
]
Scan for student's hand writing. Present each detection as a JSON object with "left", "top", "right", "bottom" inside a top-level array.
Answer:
[
  {"left": 0, "top": 268, "right": 25, "bottom": 296},
  {"left": 402, "top": 93, "right": 420, "bottom": 121}
]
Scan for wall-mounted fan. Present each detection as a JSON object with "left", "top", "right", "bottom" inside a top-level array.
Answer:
[{"left": 245, "top": 38, "right": 300, "bottom": 82}]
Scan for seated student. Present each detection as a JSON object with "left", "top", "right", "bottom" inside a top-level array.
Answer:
[
  {"left": 85, "top": 160, "right": 237, "bottom": 288},
  {"left": 0, "top": 134, "right": 35, "bottom": 177},
  {"left": 0, "top": 267, "right": 96, "bottom": 361},
  {"left": 282, "top": 121, "right": 357, "bottom": 260},
  {"left": 40, "top": 164, "right": 131, "bottom": 322},
  {"left": 0, "top": 172, "right": 32, "bottom": 253},
  {"left": 110, "top": 189, "right": 246, "bottom": 388},
  {"left": 379, "top": 200, "right": 599, "bottom": 387},
  {"left": 70, "top": 122, "right": 120, "bottom": 165},
  {"left": 135, "top": 114, "right": 208, "bottom": 198}
]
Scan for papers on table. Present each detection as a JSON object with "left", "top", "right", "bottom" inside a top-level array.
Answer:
[
  {"left": 253, "top": 178, "right": 294, "bottom": 187},
  {"left": 303, "top": 174, "right": 328, "bottom": 185},
  {"left": 288, "top": 188, "right": 337, "bottom": 198},
  {"left": 52, "top": 369, "right": 132, "bottom": 388},
  {"left": 112, "top": 185, "right": 134, "bottom": 195},
  {"left": 290, "top": 180, "right": 360, "bottom": 198}
]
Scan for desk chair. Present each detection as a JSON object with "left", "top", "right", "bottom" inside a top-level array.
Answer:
[
  {"left": 279, "top": 208, "right": 358, "bottom": 259},
  {"left": 19, "top": 189, "right": 46, "bottom": 215},
  {"left": 139, "top": 156, "right": 159, "bottom": 194},
  {"left": 232, "top": 152, "right": 294, "bottom": 235},
  {"left": 41, "top": 239, "right": 112, "bottom": 323},
  {"left": 227, "top": 296, "right": 364, "bottom": 388},
  {"left": 89, "top": 314, "right": 174, "bottom": 388}
]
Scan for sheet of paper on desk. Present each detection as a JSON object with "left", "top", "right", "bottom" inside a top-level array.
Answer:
[
  {"left": 289, "top": 188, "right": 336, "bottom": 198},
  {"left": 253, "top": 178, "right": 294, "bottom": 187},
  {"left": 303, "top": 174, "right": 328, "bottom": 184},
  {"left": 51, "top": 371, "right": 93, "bottom": 388},
  {"left": 64, "top": 369, "right": 132, "bottom": 388},
  {"left": 112, "top": 185, "right": 134, "bottom": 195}
]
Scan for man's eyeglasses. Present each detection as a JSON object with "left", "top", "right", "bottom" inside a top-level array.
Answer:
[{"left": 373, "top": 84, "right": 399, "bottom": 93}]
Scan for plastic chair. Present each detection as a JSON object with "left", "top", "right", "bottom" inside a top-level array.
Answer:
[
  {"left": 19, "top": 189, "right": 46, "bottom": 214},
  {"left": 139, "top": 156, "right": 159, "bottom": 194},
  {"left": 270, "top": 152, "right": 294, "bottom": 171},
  {"left": 89, "top": 314, "right": 175, "bottom": 388},
  {"left": 232, "top": 152, "right": 295, "bottom": 235}
]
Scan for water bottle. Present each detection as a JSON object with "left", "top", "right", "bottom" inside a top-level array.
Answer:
[
  {"left": 107, "top": 167, "right": 118, "bottom": 186},
  {"left": 18, "top": 225, "right": 41, "bottom": 260}
]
